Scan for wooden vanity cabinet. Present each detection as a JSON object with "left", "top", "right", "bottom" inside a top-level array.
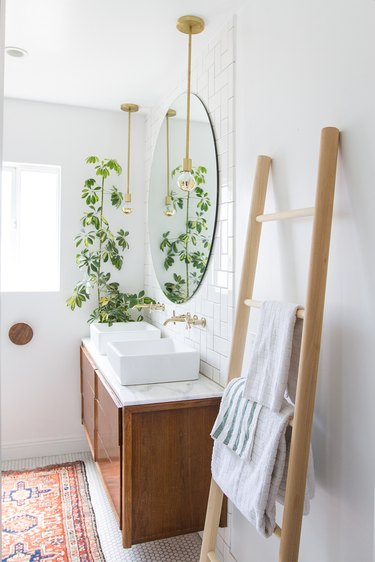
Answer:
[{"left": 80, "top": 344, "right": 226, "bottom": 548}]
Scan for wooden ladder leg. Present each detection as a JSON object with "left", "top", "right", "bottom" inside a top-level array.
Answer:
[
  {"left": 199, "top": 155, "right": 272, "bottom": 562},
  {"left": 279, "top": 127, "right": 340, "bottom": 562},
  {"left": 227, "top": 154, "right": 272, "bottom": 381},
  {"left": 199, "top": 480, "right": 224, "bottom": 562}
]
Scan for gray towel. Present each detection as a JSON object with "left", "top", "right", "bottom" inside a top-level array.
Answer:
[{"left": 243, "top": 301, "right": 302, "bottom": 412}]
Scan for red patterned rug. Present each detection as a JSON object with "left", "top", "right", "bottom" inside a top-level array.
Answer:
[{"left": 1, "top": 461, "right": 105, "bottom": 561}]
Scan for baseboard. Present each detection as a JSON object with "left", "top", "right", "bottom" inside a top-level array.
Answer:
[{"left": 1, "top": 435, "right": 90, "bottom": 461}]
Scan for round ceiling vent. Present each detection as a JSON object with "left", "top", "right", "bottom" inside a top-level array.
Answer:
[{"left": 5, "top": 46, "right": 28, "bottom": 58}]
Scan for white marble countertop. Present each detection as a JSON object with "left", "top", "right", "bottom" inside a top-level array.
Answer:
[{"left": 82, "top": 337, "right": 224, "bottom": 407}]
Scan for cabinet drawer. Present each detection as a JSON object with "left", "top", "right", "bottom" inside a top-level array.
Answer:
[
  {"left": 96, "top": 372, "right": 122, "bottom": 523},
  {"left": 80, "top": 346, "right": 96, "bottom": 456},
  {"left": 82, "top": 393, "right": 95, "bottom": 453},
  {"left": 80, "top": 345, "right": 96, "bottom": 393},
  {"left": 96, "top": 372, "right": 122, "bottom": 445}
]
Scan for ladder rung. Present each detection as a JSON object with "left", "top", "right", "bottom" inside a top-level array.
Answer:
[
  {"left": 207, "top": 551, "right": 220, "bottom": 562},
  {"left": 274, "top": 524, "right": 282, "bottom": 539},
  {"left": 244, "top": 299, "right": 305, "bottom": 319},
  {"left": 256, "top": 207, "right": 314, "bottom": 222}
]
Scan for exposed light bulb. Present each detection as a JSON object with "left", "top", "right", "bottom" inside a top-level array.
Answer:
[
  {"left": 122, "top": 203, "right": 132, "bottom": 215},
  {"left": 177, "top": 170, "right": 196, "bottom": 192},
  {"left": 163, "top": 204, "right": 175, "bottom": 217},
  {"left": 123, "top": 193, "right": 132, "bottom": 214}
]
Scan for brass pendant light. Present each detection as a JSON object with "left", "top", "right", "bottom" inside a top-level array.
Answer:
[
  {"left": 120, "top": 103, "right": 139, "bottom": 214},
  {"left": 164, "top": 108, "right": 176, "bottom": 216},
  {"left": 176, "top": 15, "right": 205, "bottom": 192}
]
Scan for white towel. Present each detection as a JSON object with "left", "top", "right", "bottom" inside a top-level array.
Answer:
[
  {"left": 243, "top": 301, "right": 301, "bottom": 412},
  {"left": 212, "top": 394, "right": 293, "bottom": 537},
  {"left": 211, "top": 383, "right": 314, "bottom": 537}
]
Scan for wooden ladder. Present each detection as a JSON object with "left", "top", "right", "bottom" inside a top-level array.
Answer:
[{"left": 199, "top": 127, "right": 340, "bottom": 562}]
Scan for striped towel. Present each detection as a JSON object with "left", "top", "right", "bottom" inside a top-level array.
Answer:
[{"left": 211, "top": 378, "right": 262, "bottom": 460}]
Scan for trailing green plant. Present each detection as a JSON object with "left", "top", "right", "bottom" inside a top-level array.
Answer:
[
  {"left": 160, "top": 165, "right": 212, "bottom": 303},
  {"left": 67, "top": 156, "right": 154, "bottom": 324}
]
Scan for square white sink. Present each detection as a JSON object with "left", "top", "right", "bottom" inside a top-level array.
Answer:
[
  {"left": 106, "top": 338, "right": 200, "bottom": 385},
  {"left": 90, "top": 321, "right": 161, "bottom": 355}
]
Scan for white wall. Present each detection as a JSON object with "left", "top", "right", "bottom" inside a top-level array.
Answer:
[
  {"left": 1, "top": 99, "right": 146, "bottom": 459},
  {"left": 232, "top": 1, "right": 375, "bottom": 561},
  {"left": 0, "top": 0, "right": 5, "bottom": 467}
]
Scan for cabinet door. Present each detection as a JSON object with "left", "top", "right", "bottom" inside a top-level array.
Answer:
[
  {"left": 123, "top": 398, "right": 225, "bottom": 547},
  {"left": 96, "top": 371, "right": 122, "bottom": 523},
  {"left": 80, "top": 346, "right": 96, "bottom": 457}
]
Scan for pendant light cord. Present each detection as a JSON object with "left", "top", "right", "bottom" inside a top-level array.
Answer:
[
  {"left": 185, "top": 26, "right": 192, "bottom": 163},
  {"left": 127, "top": 110, "right": 131, "bottom": 195},
  {"left": 166, "top": 114, "right": 170, "bottom": 197}
]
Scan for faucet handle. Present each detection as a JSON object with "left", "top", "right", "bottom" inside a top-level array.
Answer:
[
  {"left": 185, "top": 312, "right": 206, "bottom": 328},
  {"left": 185, "top": 312, "right": 192, "bottom": 330}
]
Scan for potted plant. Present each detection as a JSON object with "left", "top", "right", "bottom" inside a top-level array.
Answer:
[{"left": 67, "top": 156, "right": 155, "bottom": 325}]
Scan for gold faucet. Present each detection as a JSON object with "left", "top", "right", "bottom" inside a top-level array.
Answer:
[
  {"left": 163, "top": 310, "right": 187, "bottom": 326},
  {"left": 132, "top": 302, "right": 165, "bottom": 312},
  {"left": 186, "top": 313, "right": 207, "bottom": 328},
  {"left": 163, "top": 311, "right": 206, "bottom": 329}
]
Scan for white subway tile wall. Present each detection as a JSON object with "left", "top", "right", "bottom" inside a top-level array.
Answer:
[{"left": 144, "top": 19, "right": 236, "bottom": 390}]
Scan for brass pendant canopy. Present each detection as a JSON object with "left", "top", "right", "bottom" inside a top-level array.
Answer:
[
  {"left": 176, "top": 15, "right": 205, "bottom": 35},
  {"left": 121, "top": 103, "right": 139, "bottom": 113}
]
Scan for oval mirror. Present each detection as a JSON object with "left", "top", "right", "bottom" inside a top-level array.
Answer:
[{"left": 148, "top": 93, "right": 218, "bottom": 304}]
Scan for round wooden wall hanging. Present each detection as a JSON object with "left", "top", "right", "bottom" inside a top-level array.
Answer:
[{"left": 8, "top": 323, "right": 33, "bottom": 345}]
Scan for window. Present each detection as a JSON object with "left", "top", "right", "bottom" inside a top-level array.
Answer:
[{"left": 1, "top": 162, "right": 61, "bottom": 292}]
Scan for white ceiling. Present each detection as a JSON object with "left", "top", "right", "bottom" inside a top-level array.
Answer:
[{"left": 4, "top": 0, "right": 242, "bottom": 112}]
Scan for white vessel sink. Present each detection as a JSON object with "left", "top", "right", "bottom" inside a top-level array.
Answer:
[
  {"left": 90, "top": 321, "right": 161, "bottom": 355},
  {"left": 106, "top": 338, "right": 200, "bottom": 385}
]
